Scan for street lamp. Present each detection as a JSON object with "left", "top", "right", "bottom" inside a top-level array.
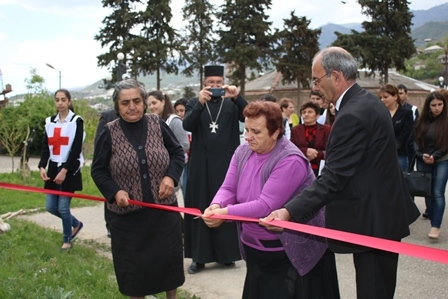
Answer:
[
  {"left": 46, "top": 63, "right": 61, "bottom": 89},
  {"left": 425, "top": 38, "right": 448, "bottom": 89},
  {"left": 116, "top": 52, "right": 126, "bottom": 82},
  {"left": 98, "top": 74, "right": 114, "bottom": 90},
  {"left": 439, "top": 76, "right": 445, "bottom": 89}
]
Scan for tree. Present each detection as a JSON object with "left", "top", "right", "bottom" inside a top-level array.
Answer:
[
  {"left": 95, "top": 0, "right": 139, "bottom": 82},
  {"left": 24, "top": 68, "right": 47, "bottom": 95},
  {"left": 216, "top": 0, "right": 274, "bottom": 96},
  {"left": 0, "top": 107, "right": 28, "bottom": 172},
  {"left": 273, "top": 12, "right": 320, "bottom": 97},
  {"left": 129, "top": 0, "right": 187, "bottom": 90},
  {"left": 181, "top": 0, "right": 218, "bottom": 86},
  {"left": 333, "top": 0, "right": 415, "bottom": 84},
  {"left": 183, "top": 86, "right": 196, "bottom": 99}
]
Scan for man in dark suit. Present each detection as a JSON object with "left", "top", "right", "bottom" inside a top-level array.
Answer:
[
  {"left": 95, "top": 109, "right": 119, "bottom": 237},
  {"left": 262, "top": 47, "right": 420, "bottom": 299}
]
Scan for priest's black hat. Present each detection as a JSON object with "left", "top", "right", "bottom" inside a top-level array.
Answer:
[{"left": 204, "top": 65, "right": 224, "bottom": 77}]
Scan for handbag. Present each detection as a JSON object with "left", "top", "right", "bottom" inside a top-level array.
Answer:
[{"left": 402, "top": 154, "right": 432, "bottom": 197}]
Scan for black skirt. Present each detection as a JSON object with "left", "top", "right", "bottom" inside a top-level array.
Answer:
[
  {"left": 242, "top": 244, "right": 340, "bottom": 299},
  {"left": 109, "top": 207, "right": 184, "bottom": 297}
]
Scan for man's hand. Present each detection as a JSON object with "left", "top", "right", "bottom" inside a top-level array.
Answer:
[
  {"left": 223, "top": 85, "right": 239, "bottom": 99},
  {"left": 198, "top": 87, "right": 212, "bottom": 105},
  {"left": 259, "top": 208, "right": 291, "bottom": 232}
]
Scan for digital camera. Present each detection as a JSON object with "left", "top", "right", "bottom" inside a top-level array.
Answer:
[{"left": 210, "top": 88, "right": 225, "bottom": 98}]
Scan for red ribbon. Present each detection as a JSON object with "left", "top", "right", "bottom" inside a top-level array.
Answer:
[{"left": 1, "top": 182, "right": 448, "bottom": 265}]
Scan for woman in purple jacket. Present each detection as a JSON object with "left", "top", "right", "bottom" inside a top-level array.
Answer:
[{"left": 202, "top": 101, "right": 340, "bottom": 299}]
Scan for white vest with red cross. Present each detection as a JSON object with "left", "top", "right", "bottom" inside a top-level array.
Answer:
[{"left": 45, "top": 112, "right": 84, "bottom": 166}]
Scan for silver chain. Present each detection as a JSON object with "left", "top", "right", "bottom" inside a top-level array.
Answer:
[{"left": 205, "top": 99, "right": 224, "bottom": 133}]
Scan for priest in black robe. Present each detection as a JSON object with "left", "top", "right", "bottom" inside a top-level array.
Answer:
[{"left": 183, "top": 65, "right": 247, "bottom": 274}]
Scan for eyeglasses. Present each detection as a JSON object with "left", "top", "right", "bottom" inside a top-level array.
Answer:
[
  {"left": 205, "top": 80, "right": 224, "bottom": 86},
  {"left": 312, "top": 73, "right": 328, "bottom": 86}
]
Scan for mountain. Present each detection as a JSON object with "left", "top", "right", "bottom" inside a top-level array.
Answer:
[
  {"left": 318, "top": 3, "right": 448, "bottom": 48},
  {"left": 411, "top": 3, "right": 448, "bottom": 28}
]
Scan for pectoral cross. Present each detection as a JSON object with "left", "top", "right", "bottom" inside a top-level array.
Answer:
[{"left": 209, "top": 122, "right": 219, "bottom": 133}]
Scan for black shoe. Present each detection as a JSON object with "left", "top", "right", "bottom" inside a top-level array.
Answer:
[
  {"left": 422, "top": 211, "right": 429, "bottom": 219},
  {"left": 188, "top": 261, "right": 205, "bottom": 274},
  {"left": 222, "top": 262, "right": 235, "bottom": 267}
]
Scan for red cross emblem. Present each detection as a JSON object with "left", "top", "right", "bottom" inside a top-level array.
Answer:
[{"left": 48, "top": 127, "right": 69, "bottom": 155}]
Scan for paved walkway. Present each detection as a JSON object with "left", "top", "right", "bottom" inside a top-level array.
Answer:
[{"left": 1, "top": 156, "right": 448, "bottom": 298}]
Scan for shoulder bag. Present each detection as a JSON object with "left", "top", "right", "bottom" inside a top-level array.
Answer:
[{"left": 402, "top": 154, "right": 432, "bottom": 197}]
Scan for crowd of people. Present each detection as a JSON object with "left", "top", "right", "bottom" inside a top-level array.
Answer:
[{"left": 37, "top": 47, "right": 448, "bottom": 298}]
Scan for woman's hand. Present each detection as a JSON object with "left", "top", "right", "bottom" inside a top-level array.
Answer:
[
  {"left": 53, "top": 168, "right": 67, "bottom": 185},
  {"left": 306, "top": 148, "right": 318, "bottom": 160},
  {"left": 202, "top": 204, "right": 226, "bottom": 228},
  {"left": 39, "top": 167, "right": 50, "bottom": 181},
  {"left": 423, "top": 153, "right": 434, "bottom": 164},
  {"left": 158, "top": 176, "right": 174, "bottom": 200},
  {"left": 114, "top": 190, "right": 130, "bottom": 207}
]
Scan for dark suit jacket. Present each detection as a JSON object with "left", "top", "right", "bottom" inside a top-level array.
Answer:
[
  {"left": 392, "top": 105, "right": 413, "bottom": 156},
  {"left": 94, "top": 109, "right": 118, "bottom": 147},
  {"left": 285, "top": 83, "right": 420, "bottom": 253},
  {"left": 290, "top": 123, "right": 331, "bottom": 169}
]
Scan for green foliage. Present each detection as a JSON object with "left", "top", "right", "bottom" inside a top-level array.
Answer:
[
  {"left": 73, "top": 100, "right": 100, "bottom": 158},
  {"left": 95, "top": 0, "right": 139, "bottom": 82},
  {"left": 333, "top": 0, "right": 415, "bottom": 84},
  {"left": 183, "top": 86, "right": 196, "bottom": 99},
  {"left": 181, "top": 0, "right": 218, "bottom": 86},
  {"left": 401, "top": 51, "right": 443, "bottom": 82},
  {"left": 0, "top": 219, "right": 125, "bottom": 299},
  {"left": 131, "top": 0, "right": 187, "bottom": 90},
  {"left": 24, "top": 68, "right": 48, "bottom": 95},
  {"left": 412, "top": 21, "right": 448, "bottom": 48},
  {"left": 0, "top": 107, "right": 28, "bottom": 171},
  {"left": 0, "top": 169, "right": 199, "bottom": 299},
  {"left": 273, "top": 12, "right": 320, "bottom": 93},
  {"left": 96, "top": 0, "right": 187, "bottom": 89},
  {"left": 0, "top": 167, "right": 102, "bottom": 214},
  {"left": 216, "top": 0, "right": 275, "bottom": 96}
]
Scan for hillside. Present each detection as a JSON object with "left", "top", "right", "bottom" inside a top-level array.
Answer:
[{"left": 318, "top": 3, "right": 448, "bottom": 48}]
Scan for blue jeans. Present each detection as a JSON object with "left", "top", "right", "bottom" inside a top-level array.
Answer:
[
  {"left": 418, "top": 159, "right": 448, "bottom": 228},
  {"left": 46, "top": 192, "right": 80, "bottom": 243},
  {"left": 398, "top": 155, "right": 409, "bottom": 171}
]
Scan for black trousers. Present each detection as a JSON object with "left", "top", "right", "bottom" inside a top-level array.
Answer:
[{"left": 353, "top": 249, "right": 399, "bottom": 299}]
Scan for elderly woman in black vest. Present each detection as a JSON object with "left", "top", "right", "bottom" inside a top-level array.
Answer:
[{"left": 92, "top": 79, "right": 185, "bottom": 299}]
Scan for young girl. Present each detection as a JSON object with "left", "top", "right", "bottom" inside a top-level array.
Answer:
[
  {"left": 38, "top": 89, "right": 84, "bottom": 250},
  {"left": 414, "top": 91, "right": 448, "bottom": 239}
]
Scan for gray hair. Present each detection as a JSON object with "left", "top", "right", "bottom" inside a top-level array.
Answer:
[
  {"left": 112, "top": 78, "right": 147, "bottom": 114},
  {"left": 315, "top": 47, "right": 358, "bottom": 81}
]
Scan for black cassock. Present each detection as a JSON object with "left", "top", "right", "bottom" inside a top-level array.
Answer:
[{"left": 183, "top": 95, "right": 247, "bottom": 264}]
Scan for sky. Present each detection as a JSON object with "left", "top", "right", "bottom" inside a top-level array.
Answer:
[{"left": 0, "top": 0, "right": 447, "bottom": 96}]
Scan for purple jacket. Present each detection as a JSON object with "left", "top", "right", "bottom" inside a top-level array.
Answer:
[{"left": 213, "top": 136, "right": 327, "bottom": 275}]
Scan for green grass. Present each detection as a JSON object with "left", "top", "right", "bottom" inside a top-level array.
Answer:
[
  {"left": 0, "top": 219, "right": 124, "bottom": 299},
  {"left": 0, "top": 169, "right": 200, "bottom": 299},
  {"left": 0, "top": 166, "right": 102, "bottom": 214}
]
